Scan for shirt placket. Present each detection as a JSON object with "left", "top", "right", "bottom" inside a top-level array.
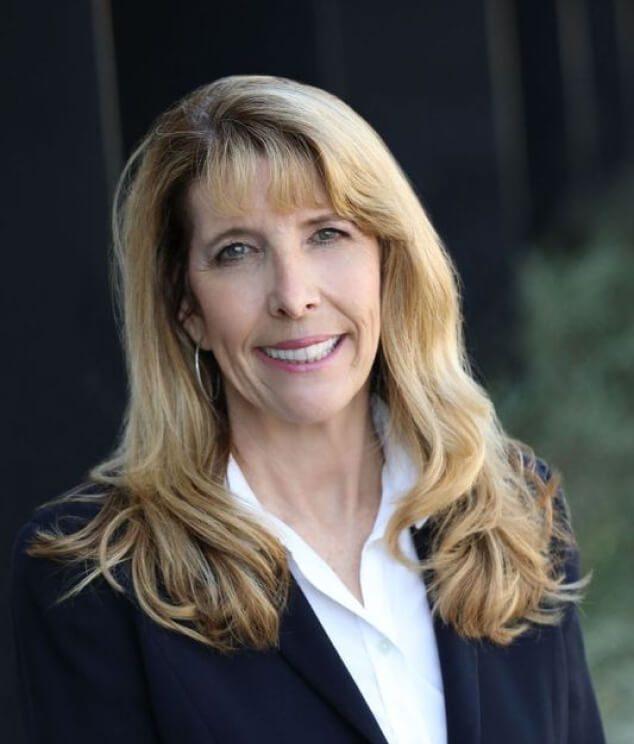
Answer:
[{"left": 361, "top": 537, "right": 433, "bottom": 744}]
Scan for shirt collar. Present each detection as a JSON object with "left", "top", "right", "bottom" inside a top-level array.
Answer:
[{"left": 369, "top": 394, "right": 425, "bottom": 535}]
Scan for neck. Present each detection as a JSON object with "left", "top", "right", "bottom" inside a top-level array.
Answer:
[{"left": 226, "top": 389, "right": 384, "bottom": 531}]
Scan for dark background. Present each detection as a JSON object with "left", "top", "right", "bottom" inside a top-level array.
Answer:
[{"left": 3, "top": 1, "right": 633, "bottom": 741}]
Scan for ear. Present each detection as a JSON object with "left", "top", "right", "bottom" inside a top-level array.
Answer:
[{"left": 178, "top": 298, "right": 209, "bottom": 350}]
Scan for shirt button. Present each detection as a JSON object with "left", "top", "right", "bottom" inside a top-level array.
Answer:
[{"left": 378, "top": 638, "right": 392, "bottom": 654}]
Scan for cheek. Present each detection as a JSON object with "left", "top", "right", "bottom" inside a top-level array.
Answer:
[
  {"left": 345, "top": 250, "right": 381, "bottom": 324},
  {"left": 192, "top": 277, "right": 262, "bottom": 349},
  {"left": 324, "top": 250, "right": 381, "bottom": 345}
]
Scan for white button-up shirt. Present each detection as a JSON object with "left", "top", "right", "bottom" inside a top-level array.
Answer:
[{"left": 226, "top": 396, "right": 447, "bottom": 744}]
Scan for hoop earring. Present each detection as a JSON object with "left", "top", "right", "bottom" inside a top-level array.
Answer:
[
  {"left": 194, "top": 341, "right": 204, "bottom": 394},
  {"left": 194, "top": 342, "right": 221, "bottom": 401}
]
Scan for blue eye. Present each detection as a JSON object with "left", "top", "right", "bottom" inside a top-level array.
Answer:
[
  {"left": 215, "top": 243, "right": 253, "bottom": 264},
  {"left": 313, "top": 227, "right": 346, "bottom": 242}
]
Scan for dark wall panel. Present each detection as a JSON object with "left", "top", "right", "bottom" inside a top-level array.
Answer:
[
  {"left": 515, "top": 0, "right": 568, "bottom": 233},
  {"left": 2, "top": 3, "right": 125, "bottom": 742},
  {"left": 112, "top": 0, "right": 321, "bottom": 153},
  {"left": 588, "top": 0, "right": 628, "bottom": 173}
]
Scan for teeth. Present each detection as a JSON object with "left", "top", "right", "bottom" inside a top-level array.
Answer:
[{"left": 262, "top": 336, "right": 341, "bottom": 363}]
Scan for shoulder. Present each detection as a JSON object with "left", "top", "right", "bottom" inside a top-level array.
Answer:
[
  {"left": 520, "top": 451, "right": 571, "bottom": 522},
  {"left": 10, "top": 493, "right": 143, "bottom": 685},
  {"left": 518, "top": 452, "right": 581, "bottom": 586},
  {"left": 521, "top": 451, "right": 556, "bottom": 488},
  {"left": 10, "top": 497, "right": 162, "bottom": 742},
  {"left": 10, "top": 491, "right": 127, "bottom": 615},
  {"left": 12, "top": 493, "right": 105, "bottom": 572},
  {"left": 15, "top": 492, "right": 105, "bottom": 540}
]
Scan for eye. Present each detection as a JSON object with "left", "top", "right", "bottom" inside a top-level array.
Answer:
[
  {"left": 214, "top": 242, "right": 254, "bottom": 264},
  {"left": 312, "top": 227, "right": 347, "bottom": 243}
]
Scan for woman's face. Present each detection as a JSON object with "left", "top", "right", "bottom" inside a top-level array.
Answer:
[{"left": 182, "top": 160, "right": 382, "bottom": 427}]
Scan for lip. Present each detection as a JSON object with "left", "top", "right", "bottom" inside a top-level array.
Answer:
[
  {"left": 258, "top": 334, "right": 341, "bottom": 350},
  {"left": 255, "top": 334, "right": 346, "bottom": 372}
]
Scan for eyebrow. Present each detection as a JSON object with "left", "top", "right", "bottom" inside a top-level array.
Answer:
[
  {"left": 301, "top": 211, "right": 347, "bottom": 227},
  {"left": 201, "top": 212, "right": 351, "bottom": 249}
]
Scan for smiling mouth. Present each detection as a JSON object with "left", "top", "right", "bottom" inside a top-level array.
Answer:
[{"left": 259, "top": 335, "right": 344, "bottom": 363}]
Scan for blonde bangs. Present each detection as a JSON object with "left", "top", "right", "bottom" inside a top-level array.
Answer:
[
  {"left": 197, "top": 114, "right": 388, "bottom": 238},
  {"left": 201, "top": 126, "right": 329, "bottom": 216}
]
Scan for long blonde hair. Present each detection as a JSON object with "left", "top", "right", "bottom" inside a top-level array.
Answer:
[{"left": 28, "top": 75, "right": 584, "bottom": 649}]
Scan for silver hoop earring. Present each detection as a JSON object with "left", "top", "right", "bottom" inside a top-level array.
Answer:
[
  {"left": 194, "top": 341, "right": 204, "bottom": 393},
  {"left": 194, "top": 342, "right": 221, "bottom": 401}
]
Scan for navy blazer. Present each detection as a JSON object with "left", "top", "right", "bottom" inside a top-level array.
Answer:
[{"left": 11, "top": 496, "right": 605, "bottom": 744}]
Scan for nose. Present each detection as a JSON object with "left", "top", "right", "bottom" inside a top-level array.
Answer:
[{"left": 267, "top": 251, "right": 320, "bottom": 319}]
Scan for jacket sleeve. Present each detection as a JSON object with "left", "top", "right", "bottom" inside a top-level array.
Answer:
[
  {"left": 561, "top": 547, "right": 606, "bottom": 744},
  {"left": 10, "top": 514, "right": 161, "bottom": 744}
]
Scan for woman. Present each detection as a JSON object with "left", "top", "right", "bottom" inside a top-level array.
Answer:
[{"left": 11, "top": 75, "right": 605, "bottom": 744}]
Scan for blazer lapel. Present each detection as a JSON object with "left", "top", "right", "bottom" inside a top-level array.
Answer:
[
  {"left": 274, "top": 523, "right": 482, "bottom": 744},
  {"left": 412, "top": 524, "right": 482, "bottom": 744},
  {"left": 277, "top": 578, "right": 389, "bottom": 744},
  {"left": 433, "top": 617, "right": 481, "bottom": 744}
]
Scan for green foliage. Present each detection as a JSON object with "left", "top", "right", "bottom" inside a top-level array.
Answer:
[{"left": 490, "top": 184, "right": 634, "bottom": 744}]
